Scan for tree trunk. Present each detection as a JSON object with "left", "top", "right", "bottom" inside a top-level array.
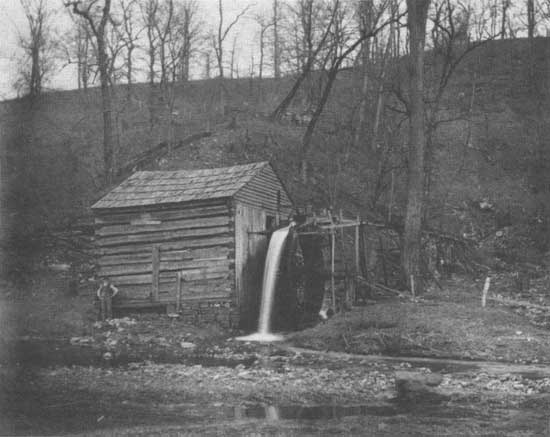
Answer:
[
  {"left": 300, "top": 68, "right": 339, "bottom": 182},
  {"left": 270, "top": 71, "right": 309, "bottom": 120},
  {"left": 259, "top": 30, "right": 265, "bottom": 80},
  {"left": 501, "top": 0, "right": 508, "bottom": 39},
  {"left": 69, "top": 0, "right": 114, "bottom": 184},
  {"left": 126, "top": 45, "right": 134, "bottom": 99},
  {"left": 97, "top": 34, "right": 115, "bottom": 185},
  {"left": 181, "top": 11, "right": 190, "bottom": 82},
  {"left": 353, "top": 39, "right": 371, "bottom": 150},
  {"left": 205, "top": 52, "right": 211, "bottom": 78},
  {"left": 30, "top": 45, "right": 41, "bottom": 98},
  {"left": 402, "top": 0, "right": 430, "bottom": 294},
  {"left": 527, "top": 0, "right": 535, "bottom": 40},
  {"left": 270, "top": 4, "right": 338, "bottom": 120},
  {"left": 273, "top": 0, "right": 280, "bottom": 78},
  {"left": 83, "top": 33, "right": 89, "bottom": 90}
]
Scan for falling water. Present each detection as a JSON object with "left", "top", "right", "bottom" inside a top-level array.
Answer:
[{"left": 236, "top": 225, "right": 291, "bottom": 342}]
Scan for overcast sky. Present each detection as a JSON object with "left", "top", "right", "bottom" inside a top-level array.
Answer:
[{"left": 0, "top": 0, "right": 267, "bottom": 101}]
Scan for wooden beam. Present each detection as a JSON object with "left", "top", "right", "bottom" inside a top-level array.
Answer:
[
  {"left": 97, "top": 226, "right": 231, "bottom": 247},
  {"left": 355, "top": 216, "right": 360, "bottom": 274},
  {"left": 106, "top": 270, "right": 233, "bottom": 285},
  {"left": 152, "top": 245, "right": 160, "bottom": 302},
  {"left": 97, "top": 216, "right": 230, "bottom": 237},
  {"left": 96, "top": 236, "right": 233, "bottom": 256},
  {"left": 351, "top": 215, "right": 360, "bottom": 306},
  {"left": 329, "top": 211, "right": 336, "bottom": 312},
  {"left": 98, "top": 257, "right": 232, "bottom": 277},
  {"left": 176, "top": 272, "right": 183, "bottom": 312}
]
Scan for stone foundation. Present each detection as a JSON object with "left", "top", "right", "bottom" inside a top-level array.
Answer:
[{"left": 179, "top": 299, "right": 240, "bottom": 329}]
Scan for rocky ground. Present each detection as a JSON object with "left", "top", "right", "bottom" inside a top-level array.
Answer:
[{"left": 1, "top": 266, "right": 550, "bottom": 435}]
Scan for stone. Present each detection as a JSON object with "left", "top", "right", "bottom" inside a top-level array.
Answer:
[
  {"left": 102, "top": 352, "right": 113, "bottom": 361},
  {"left": 395, "top": 371, "right": 444, "bottom": 400},
  {"left": 180, "top": 341, "right": 196, "bottom": 349}
]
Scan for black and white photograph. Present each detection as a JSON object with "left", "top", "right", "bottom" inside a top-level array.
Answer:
[{"left": 1, "top": 0, "right": 550, "bottom": 435}]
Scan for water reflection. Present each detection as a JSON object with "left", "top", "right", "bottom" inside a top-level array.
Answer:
[{"left": 233, "top": 403, "right": 399, "bottom": 421}]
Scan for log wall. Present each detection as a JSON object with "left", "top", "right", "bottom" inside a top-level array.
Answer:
[
  {"left": 94, "top": 200, "right": 237, "bottom": 324},
  {"left": 93, "top": 165, "right": 295, "bottom": 329},
  {"left": 234, "top": 203, "right": 269, "bottom": 329},
  {"left": 234, "top": 165, "right": 293, "bottom": 217}
]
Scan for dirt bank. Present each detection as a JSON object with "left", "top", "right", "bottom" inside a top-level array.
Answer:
[
  {"left": 2, "top": 340, "right": 549, "bottom": 436},
  {"left": 1, "top": 269, "right": 550, "bottom": 435},
  {"left": 291, "top": 275, "right": 550, "bottom": 364}
]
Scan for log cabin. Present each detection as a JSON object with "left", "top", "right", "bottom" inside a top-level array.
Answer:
[{"left": 91, "top": 161, "right": 294, "bottom": 328}]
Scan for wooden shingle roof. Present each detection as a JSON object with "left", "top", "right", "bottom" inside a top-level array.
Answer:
[{"left": 92, "top": 161, "right": 271, "bottom": 209}]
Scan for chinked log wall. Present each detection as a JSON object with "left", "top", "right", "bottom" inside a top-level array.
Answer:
[{"left": 94, "top": 200, "right": 237, "bottom": 317}]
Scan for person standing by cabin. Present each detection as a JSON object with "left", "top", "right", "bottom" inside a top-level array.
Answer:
[{"left": 97, "top": 279, "right": 118, "bottom": 320}]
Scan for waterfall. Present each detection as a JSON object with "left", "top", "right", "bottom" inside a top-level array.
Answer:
[
  {"left": 236, "top": 225, "right": 291, "bottom": 342},
  {"left": 257, "top": 226, "right": 291, "bottom": 334}
]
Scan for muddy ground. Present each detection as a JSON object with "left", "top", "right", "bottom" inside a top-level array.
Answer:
[{"left": 1, "top": 268, "right": 550, "bottom": 436}]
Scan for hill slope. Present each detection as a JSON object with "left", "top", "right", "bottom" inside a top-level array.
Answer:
[{"left": 1, "top": 38, "right": 549, "bottom": 259}]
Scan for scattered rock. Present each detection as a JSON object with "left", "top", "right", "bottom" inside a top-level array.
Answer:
[
  {"left": 102, "top": 352, "right": 113, "bottom": 361},
  {"left": 180, "top": 341, "right": 196, "bottom": 349},
  {"left": 48, "top": 263, "right": 71, "bottom": 272},
  {"left": 395, "top": 371, "right": 444, "bottom": 400},
  {"left": 70, "top": 336, "right": 93, "bottom": 346},
  {"left": 156, "top": 337, "right": 170, "bottom": 347},
  {"left": 105, "top": 338, "right": 118, "bottom": 348}
]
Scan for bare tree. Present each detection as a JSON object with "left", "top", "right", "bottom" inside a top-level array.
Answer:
[
  {"left": 17, "top": 0, "right": 56, "bottom": 98},
  {"left": 211, "top": 0, "right": 250, "bottom": 79},
  {"left": 527, "top": 0, "right": 536, "bottom": 38},
  {"left": 229, "top": 35, "right": 238, "bottom": 79},
  {"left": 151, "top": 1, "right": 202, "bottom": 84},
  {"left": 501, "top": 0, "right": 511, "bottom": 38},
  {"left": 270, "top": 0, "right": 340, "bottom": 120},
  {"left": 105, "top": 19, "right": 127, "bottom": 85},
  {"left": 117, "top": 0, "right": 140, "bottom": 94},
  {"left": 66, "top": 0, "right": 115, "bottom": 184},
  {"left": 64, "top": 14, "right": 93, "bottom": 90},
  {"left": 299, "top": 1, "right": 397, "bottom": 182},
  {"left": 153, "top": 0, "right": 174, "bottom": 85},
  {"left": 204, "top": 50, "right": 212, "bottom": 79},
  {"left": 210, "top": 0, "right": 250, "bottom": 114},
  {"left": 177, "top": 1, "right": 201, "bottom": 82},
  {"left": 140, "top": 0, "right": 159, "bottom": 85},
  {"left": 352, "top": 0, "right": 376, "bottom": 151},
  {"left": 401, "top": 0, "right": 430, "bottom": 294},
  {"left": 273, "top": 0, "right": 282, "bottom": 78},
  {"left": 254, "top": 13, "right": 274, "bottom": 80}
]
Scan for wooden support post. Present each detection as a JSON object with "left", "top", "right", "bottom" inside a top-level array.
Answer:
[
  {"left": 328, "top": 210, "right": 336, "bottom": 312},
  {"left": 151, "top": 245, "right": 160, "bottom": 302},
  {"left": 481, "top": 276, "right": 491, "bottom": 308},
  {"left": 349, "top": 216, "right": 360, "bottom": 306},
  {"left": 379, "top": 236, "right": 388, "bottom": 286},
  {"left": 359, "top": 221, "right": 368, "bottom": 280},
  {"left": 338, "top": 209, "right": 351, "bottom": 308},
  {"left": 388, "top": 169, "right": 394, "bottom": 223},
  {"left": 355, "top": 216, "right": 360, "bottom": 275},
  {"left": 331, "top": 229, "right": 336, "bottom": 312},
  {"left": 176, "top": 272, "right": 183, "bottom": 312},
  {"left": 276, "top": 190, "right": 281, "bottom": 225}
]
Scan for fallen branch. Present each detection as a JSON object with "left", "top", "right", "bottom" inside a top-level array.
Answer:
[
  {"left": 488, "top": 295, "right": 549, "bottom": 311},
  {"left": 356, "top": 277, "right": 404, "bottom": 297}
]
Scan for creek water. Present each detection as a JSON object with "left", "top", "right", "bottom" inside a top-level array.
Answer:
[{"left": 237, "top": 226, "right": 291, "bottom": 342}]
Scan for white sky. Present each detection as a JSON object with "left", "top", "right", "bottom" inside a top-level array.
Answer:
[{"left": 0, "top": 0, "right": 268, "bottom": 100}]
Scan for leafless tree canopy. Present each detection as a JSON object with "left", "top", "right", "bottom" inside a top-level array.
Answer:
[{"left": 16, "top": 0, "right": 58, "bottom": 98}]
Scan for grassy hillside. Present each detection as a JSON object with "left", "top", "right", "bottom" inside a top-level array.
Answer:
[{"left": 1, "top": 37, "right": 549, "bottom": 259}]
